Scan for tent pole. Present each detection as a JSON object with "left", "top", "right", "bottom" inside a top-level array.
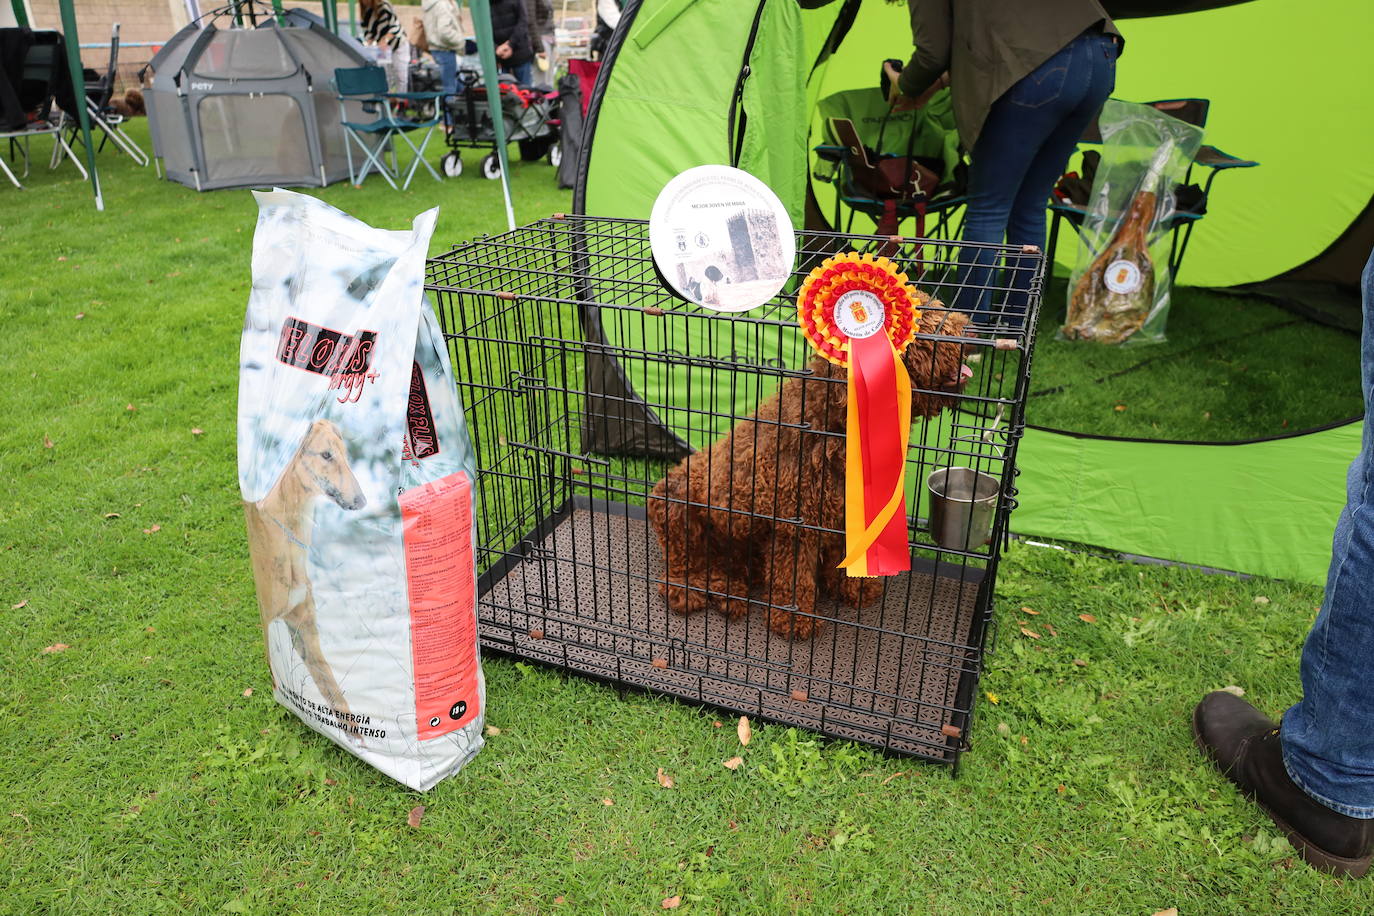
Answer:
[
  {"left": 57, "top": 0, "right": 102, "bottom": 210},
  {"left": 467, "top": 0, "right": 516, "bottom": 231},
  {"left": 271, "top": 0, "right": 285, "bottom": 26},
  {"left": 10, "top": 0, "right": 29, "bottom": 27},
  {"left": 347, "top": 0, "right": 358, "bottom": 37},
  {"left": 322, "top": 0, "right": 339, "bottom": 34}
]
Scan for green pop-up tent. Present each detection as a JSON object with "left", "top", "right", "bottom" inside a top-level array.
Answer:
[
  {"left": 8, "top": 0, "right": 103, "bottom": 210},
  {"left": 568, "top": 0, "right": 1374, "bottom": 584}
]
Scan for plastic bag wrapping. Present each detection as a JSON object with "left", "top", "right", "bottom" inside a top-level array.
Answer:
[
  {"left": 239, "top": 190, "right": 484, "bottom": 791},
  {"left": 1061, "top": 100, "right": 1203, "bottom": 345}
]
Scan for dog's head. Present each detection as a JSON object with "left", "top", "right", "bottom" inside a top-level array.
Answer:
[{"left": 902, "top": 303, "right": 973, "bottom": 418}]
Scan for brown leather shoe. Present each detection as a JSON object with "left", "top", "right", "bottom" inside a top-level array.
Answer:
[{"left": 1193, "top": 691, "right": 1373, "bottom": 877}]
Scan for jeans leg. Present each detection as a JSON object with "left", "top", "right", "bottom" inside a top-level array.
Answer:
[
  {"left": 956, "top": 34, "right": 1096, "bottom": 323},
  {"left": 1281, "top": 246, "right": 1374, "bottom": 819},
  {"left": 433, "top": 50, "right": 459, "bottom": 98},
  {"left": 1004, "top": 34, "right": 1117, "bottom": 319}
]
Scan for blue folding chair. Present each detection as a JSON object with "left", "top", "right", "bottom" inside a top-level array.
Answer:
[{"left": 333, "top": 66, "right": 443, "bottom": 190}]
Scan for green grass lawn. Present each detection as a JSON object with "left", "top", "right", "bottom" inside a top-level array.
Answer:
[{"left": 1, "top": 122, "right": 1368, "bottom": 913}]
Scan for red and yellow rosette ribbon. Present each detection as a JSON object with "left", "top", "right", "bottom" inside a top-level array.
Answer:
[{"left": 798, "top": 253, "right": 924, "bottom": 577}]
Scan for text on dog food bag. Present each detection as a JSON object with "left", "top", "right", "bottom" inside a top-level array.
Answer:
[{"left": 400, "top": 471, "right": 480, "bottom": 739}]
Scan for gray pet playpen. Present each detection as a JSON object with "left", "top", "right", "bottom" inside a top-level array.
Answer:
[{"left": 143, "top": 9, "right": 367, "bottom": 191}]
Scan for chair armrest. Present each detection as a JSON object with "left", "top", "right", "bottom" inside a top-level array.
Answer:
[
  {"left": 340, "top": 94, "right": 390, "bottom": 105},
  {"left": 813, "top": 144, "right": 844, "bottom": 163},
  {"left": 387, "top": 91, "right": 445, "bottom": 101},
  {"left": 1194, "top": 145, "right": 1258, "bottom": 170}
]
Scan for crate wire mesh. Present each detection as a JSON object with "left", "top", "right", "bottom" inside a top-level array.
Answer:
[{"left": 427, "top": 215, "right": 1043, "bottom": 768}]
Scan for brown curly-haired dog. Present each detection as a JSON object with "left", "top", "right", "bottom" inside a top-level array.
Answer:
[{"left": 647, "top": 305, "right": 974, "bottom": 639}]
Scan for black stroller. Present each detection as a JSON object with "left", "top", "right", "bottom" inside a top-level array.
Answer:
[{"left": 439, "top": 68, "right": 561, "bottom": 179}]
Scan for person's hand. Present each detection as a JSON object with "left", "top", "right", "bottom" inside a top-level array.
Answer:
[
  {"left": 890, "top": 70, "right": 950, "bottom": 112},
  {"left": 496, "top": 41, "right": 512, "bottom": 59}
]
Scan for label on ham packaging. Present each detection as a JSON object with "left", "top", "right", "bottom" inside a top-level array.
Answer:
[
  {"left": 400, "top": 471, "right": 481, "bottom": 740},
  {"left": 1103, "top": 259, "right": 1144, "bottom": 295}
]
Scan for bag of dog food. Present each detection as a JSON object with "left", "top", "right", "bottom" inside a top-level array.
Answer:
[{"left": 238, "top": 189, "right": 484, "bottom": 791}]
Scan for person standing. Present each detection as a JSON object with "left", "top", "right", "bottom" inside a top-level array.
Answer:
[
  {"left": 525, "top": 0, "right": 556, "bottom": 83},
  {"left": 489, "top": 0, "right": 535, "bottom": 86},
  {"left": 1192, "top": 246, "right": 1374, "bottom": 878},
  {"left": 891, "top": 0, "right": 1121, "bottom": 326},
  {"left": 359, "top": 0, "right": 411, "bottom": 94},
  {"left": 422, "top": 0, "right": 465, "bottom": 99}
]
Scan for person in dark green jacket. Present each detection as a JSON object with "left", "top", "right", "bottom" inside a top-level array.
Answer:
[{"left": 892, "top": 0, "right": 1121, "bottom": 325}]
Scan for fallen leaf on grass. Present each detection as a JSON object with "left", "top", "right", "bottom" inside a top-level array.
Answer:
[
  {"left": 42, "top": 644, "right": 69, "bottom": 654},
  {"left": 1220, "top": 685, "right": 1245, "bottom": 697},
  {"left": 655, "top": 768, "right": 674, "bottom": 789},
  {"left": 324, "top": 778, "right": 337, "bottom": 786},
  {"left": 1019, "top": 627, "right": 1040, "bottom": 639},
  {"left": 74, "top": 312, "right": 85, "bottom": 320},
  {"left": 722, "top": 756, "right": 743, "bottom": 771},
  {"left": 1044, "top": 623, "right": 1059, "bottom": 637},
  {"left": 484, "top": 724, "right": 501, "bottom": 737},
  {"left": 43, "top": 436, "right": 53, "bottom": 449},
  {"left": 143, "top": 525, "right": 161, "bottom": 534},
  {"left": 712, "top": 721, "right": 723, "bottom": 728},
  {"left": 737, "top": 716, "right": 752, "bottom": 746},
  {"left": 1113, "top": 404, "right": 1127, "bottom": 412},
  {"left": 191, "top": 428, "right": 204, "bottom": 436},
  {"left": 1253, "top": 596, "right": 1270, "bottom": 605},
  {"left": 407, "top": 805, "right": 425, "bottom": 828},
  {"left": 242, "top": 688, "right": 253, "bottom": 698},
  {"left": 996, "top": 722, "right": 1011, "bottom": 736},
  {"left": 144, "top": 626, "right": 155, "bottom": 633},
  {"left": 9, "top": 811, "right": 30, "bottom": 826},
  {"left": 11, "top": 600, "right": 27, "bottom": 610},
  {"left": 126, "top": 404, "right": 136, "bottom": 412},
  {"left": 1078, "top": 613, "right": 1097, "bottom": 623},
  {"left": 553, "top": 897, "right": 565, "bottom": 905},
  {"left": 880, "top": 771, "right": 906, "bottom": 786},
  {"left": 601, "top": 797, "right": 614, "bottom": 806},
  {"left": 1020, "top": 606, "right": 1039, "bottom": 615},
  {"left": 103, "top": 513, "right": 120, "bottom": 519},
  {"left": 1073, "top": 658, "right": 1088, "bottom": 667},
  {"left": 661, "top": 896, "right": 682, "bottom": 910},
  {"left": 1151, "top": 910, "right": 1178, "bottom": 916}
]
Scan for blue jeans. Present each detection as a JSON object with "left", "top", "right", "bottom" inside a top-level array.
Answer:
[
  {"left": 1282, "top": 247, "right": 1374, "bottom": 819},
  {"left": 502, "top": 60, "right": 534, "bottom": 86},
  {"left": 955, "top": 31, "right": 1118, "bottom": 324},
  {"left": 432, "top": 49, "right": 459, "bottom": 98}
]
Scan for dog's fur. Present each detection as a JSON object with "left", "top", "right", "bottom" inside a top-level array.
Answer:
[
  {"left": 244, "top": 419, "right": 366, "bottom": 730},
  {"left": 647, "top": 306, "right": 973, "bottom": 639}
]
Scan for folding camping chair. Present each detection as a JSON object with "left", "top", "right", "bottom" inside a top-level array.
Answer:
[
  {"left": 1046, "top": 98, "right": 1258, "bottom": 281},
  {"left": 811, "top": 86, "right": 966, "bottom": 245},
  {"left": 333, "top": 65, "right": 443, "bottom": 190},
  {"left": 51, "top": 24, "right": 150, "bottom": 169},
  {"left": 1, "top": 29, "right": 87, "bottom": 190}
]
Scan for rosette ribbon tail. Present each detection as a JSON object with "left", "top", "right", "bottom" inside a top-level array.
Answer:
[{"left": 838, "top": 330, "right": 912, "bottom": 577}]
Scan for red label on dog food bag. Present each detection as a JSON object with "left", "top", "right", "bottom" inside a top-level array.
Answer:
[{"left": 400, "top": 472, "right": 480, "bottom": 740}]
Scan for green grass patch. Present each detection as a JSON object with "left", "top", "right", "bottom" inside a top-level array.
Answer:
[{"left": 1, "top": 122, "right": 1366, "bottom": 913}]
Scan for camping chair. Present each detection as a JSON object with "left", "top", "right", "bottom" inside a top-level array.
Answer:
[
  {"left": 51, "top": 24, "right": 150, "bottom": 169},
  {"left": 333, "top": 65, "right": 443, "bottom": 190},
  {"left": 812, "top": 86, "right": 966, "bottom": 247},
  {"left": 1, "top": 29, "right": 87, "bottom": 190},
  {"left": 1046, "top": 98, "right": 1258, "bottom": 282}
]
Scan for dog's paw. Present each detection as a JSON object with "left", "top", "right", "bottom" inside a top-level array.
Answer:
[
  {"left": 830, "top": 576, "right": 886, "bottom": 610},
  {"left": 659, "top": 581, "right": 707, "bottom": 615},
  {"left": 767, "top": 607, "right": 822, "bottom": 640}
]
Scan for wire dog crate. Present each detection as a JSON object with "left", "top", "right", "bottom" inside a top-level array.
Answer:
[{"left": 427, "top": 215, "right": 1043, "bottom": 768}]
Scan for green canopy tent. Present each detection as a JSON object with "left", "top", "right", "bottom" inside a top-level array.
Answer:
[
  {"left": 568, "top": 0, "right": 1374, "bottom": 584},
  {"left": 8, "top": 0, "right": 103, "bottom": 210}
]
